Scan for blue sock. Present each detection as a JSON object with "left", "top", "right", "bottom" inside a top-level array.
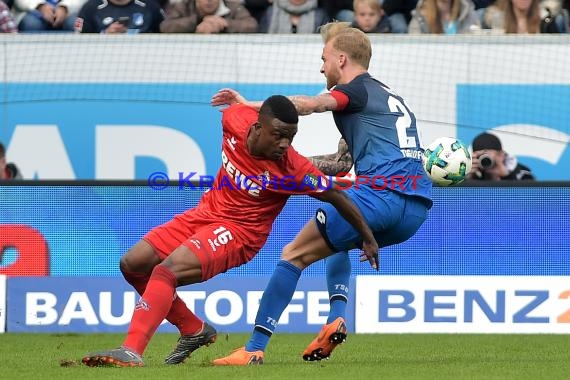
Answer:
[
  {"left": 245, "top": 260, "right": 301, "bottom": 352},
  {"left": 325, "top": 252, "right": 351, "bottom": 324}
]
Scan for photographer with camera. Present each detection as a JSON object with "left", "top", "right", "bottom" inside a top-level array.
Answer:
[
  {"left": 0, "top": 142, "right": 23, "bottom": 180},
  {"left": 468, "top": 132, "right": 535, "bottom": 181}
]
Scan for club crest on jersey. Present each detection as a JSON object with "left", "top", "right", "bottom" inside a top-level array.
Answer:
[
  {"left": 132, "top": 13, "right": 144, "bottom": 26},
  {"left": 259, "top": 170, "right": 271, "bottom": 183}
]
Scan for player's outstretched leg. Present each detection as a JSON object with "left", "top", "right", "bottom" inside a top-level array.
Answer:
[
  {"left": 164, "top": 322, "right": 218, "bottom": 364},
  {"left": 82, "top": 347, "right": 144, "bottom": 367},
  {"left": 302, "top": 317, "right": 347, "bottom": 361}
]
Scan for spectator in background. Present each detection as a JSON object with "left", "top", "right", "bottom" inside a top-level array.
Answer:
[
  {"left": 467, "top": 132, "right": 535, "bottom": 180},
  {"left": 543, "top": 0, "right": 569, "bottom": 32},
  {"left": 0, "top": 142, "right": 23, "bottom": 180},
  {"left": 319, "top": 0, "right": 354, "bottom": 22},
  {"left": 14, "top": 0, "right": 84, "bottom": 32},
  {"left": 259, "top": 0, "right": 328, "bottom": 33},
  {"left": 75, "top": 0, "right": 164, "bottom": 33},
  {"left": 560, "top": 0, "right": 570, "bottom": 33},
  {"left": 482, "top": 0, "right": 563, "bottom": 33},
  {"left": 473, "top": 0, "right": 495, "bottom": 7},
  {"left": 352, "top": 0, "right": 391, "bottom": 33},
  {"left": 161, "top": 0, "right": 257, "bottom": 33},
  {"left": 408, "top": 0, "right": 481, "bottom": 34},
  {"left": 243, "top": 0, "right": 271, "bottom": 24},
  {"left": 471, "top": 0, "right": 495, "bottom": 28},
  {"left": 0, "top": 0, "right": 18, "bottom": 32},
  {"left": 382, "top": 0, "right": 418, "bottom": 33}
]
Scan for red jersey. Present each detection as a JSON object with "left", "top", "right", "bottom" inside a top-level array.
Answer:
[{"left": 186, "top": 104, "right": 328, "bottom": 251}]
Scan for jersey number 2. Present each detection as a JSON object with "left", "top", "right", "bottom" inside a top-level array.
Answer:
[{"left": 388, "top": 96, "right": 418, "bottom": 149}]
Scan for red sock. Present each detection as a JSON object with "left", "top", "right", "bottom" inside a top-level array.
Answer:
[
  {"left": 123, "top": 265, "right": 177, "bottom": 355},
  {"left": 122, "top": 269, "right": 203, "bottom": 336},
  {"left": 169, "top": 296, "right": 204, "bottom": 336}
]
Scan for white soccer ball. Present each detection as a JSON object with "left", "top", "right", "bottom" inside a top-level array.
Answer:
[{"left": 422, "top": 137, "right": 472, "bottom": 186}]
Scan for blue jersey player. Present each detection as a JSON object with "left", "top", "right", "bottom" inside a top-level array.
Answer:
[{"left": 211, "top": 21, "right": 433, "bottom": 365}]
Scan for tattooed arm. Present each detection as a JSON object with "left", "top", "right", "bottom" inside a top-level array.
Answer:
[
  {"left": 288, "top": 94, "right": 338, "bottom": 115},
  {"left": 308, "top": 138, "right": 353, "bottom": 176},
  {"left": 211, "top": 89, "right": 339, "bottom": 116}
]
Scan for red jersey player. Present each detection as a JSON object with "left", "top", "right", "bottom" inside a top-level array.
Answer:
[{"left": 82, "top": 95, "right": 378, "bottom": 367}]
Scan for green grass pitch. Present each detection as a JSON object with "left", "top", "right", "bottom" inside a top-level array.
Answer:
[{"left": 1, "top": 333, "right": 570, "bottom": 380}]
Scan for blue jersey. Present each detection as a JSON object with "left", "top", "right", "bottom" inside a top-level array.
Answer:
[{"left": 332, "top": 73, "right": 432, "bottom": 202}]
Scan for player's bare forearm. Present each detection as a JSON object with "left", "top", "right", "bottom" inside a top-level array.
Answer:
[
  {"left": 246, "top": 101, "right": 263, "bottom": 110},
  {"left": 288, "top": 94, "right": 338, "bottom": 115},
  {"left": 211, "top": 88, "right": 263, "bottom": 110},
  {"left": 313, "top": 189, "right": 379, "bottom": 269}
]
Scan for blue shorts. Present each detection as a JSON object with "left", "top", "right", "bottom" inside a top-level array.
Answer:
[{"left": 315, "top": 186, "right": 430, "bottom": 251}]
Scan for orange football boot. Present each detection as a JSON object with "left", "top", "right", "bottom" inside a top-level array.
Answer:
[
  {"left": 212, "top": 346, "right": 264, "bottom": 366},
  {"left": 302, "top": 317, "right": 347, "bottom": 361}
]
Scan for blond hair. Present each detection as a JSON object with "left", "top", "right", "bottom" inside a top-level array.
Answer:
[
  {"left": 319, "top": 22, "right": 372, "bottom": 69},
  {"left": 353, "top": 0, "right": 382, "bottom": 13}
]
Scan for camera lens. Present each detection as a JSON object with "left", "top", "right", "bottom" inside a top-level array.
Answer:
[{"left": 478, "top": 154, "right": 494, "bottom": 169}]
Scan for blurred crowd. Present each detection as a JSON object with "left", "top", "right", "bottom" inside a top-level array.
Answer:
[{"left": 0, "top": 0, "right": 567, "bottom": 34}]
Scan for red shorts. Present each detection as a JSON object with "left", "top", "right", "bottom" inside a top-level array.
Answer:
[{"left": 143, "top": 213, "right": 260, "bottom": 281}]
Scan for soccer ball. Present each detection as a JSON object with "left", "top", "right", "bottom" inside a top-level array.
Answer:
[{"left": 422, "top": 137, "right": 472, "bottom": 186}]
